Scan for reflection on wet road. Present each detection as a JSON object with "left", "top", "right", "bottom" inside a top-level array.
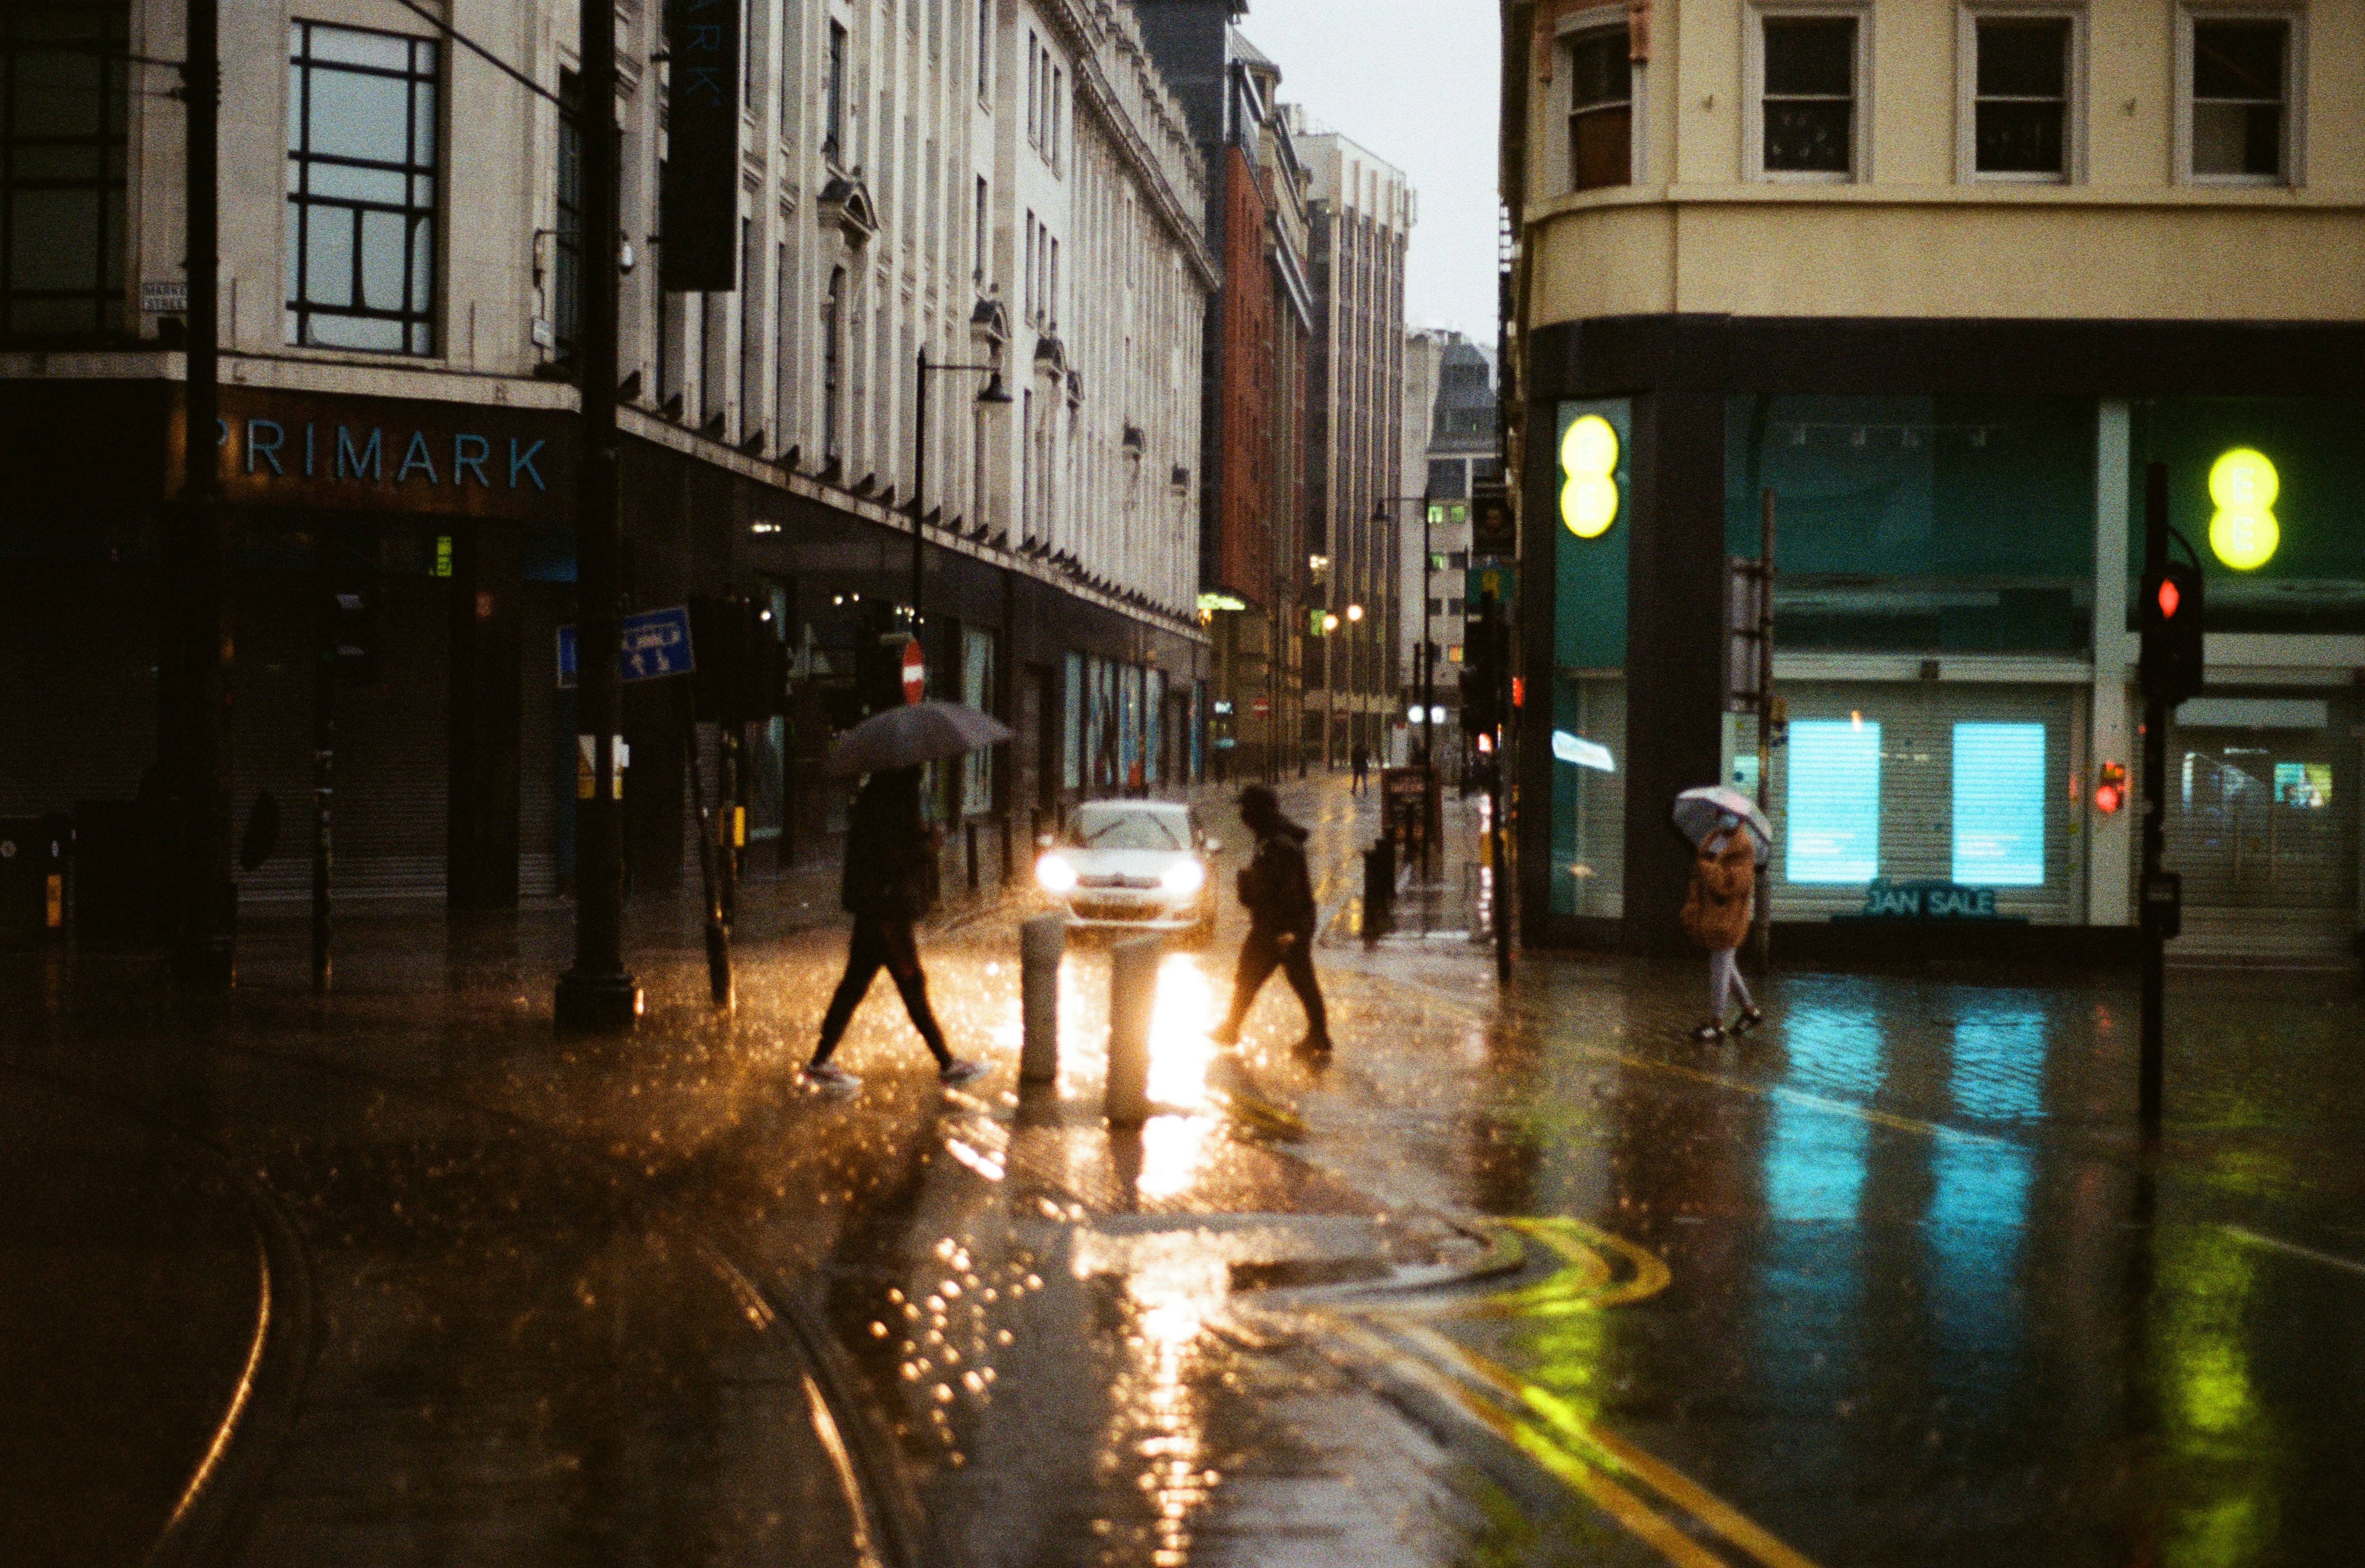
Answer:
[{"left": 8, "top": 772, "right": 2365, "bottom": 1566}]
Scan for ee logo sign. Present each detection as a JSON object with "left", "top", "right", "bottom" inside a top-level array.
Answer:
[
  {"left": 2208, "top": 447, "right": 2279, "bottom": 571},
  {"left": 1559, "top": 414, "right": 1621, "bottom": 539}
]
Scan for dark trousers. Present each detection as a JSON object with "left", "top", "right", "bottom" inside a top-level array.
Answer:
[
  {"left": 1220, "top": 925, "right": 1329, "bottom": 1040},
  {"left": 812, "top": 915, "right": 951, "bottom": 1067}
]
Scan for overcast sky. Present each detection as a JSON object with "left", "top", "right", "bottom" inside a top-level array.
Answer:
[{"left": 1235, "top": 1, "right": 1503, "bottom": 343}]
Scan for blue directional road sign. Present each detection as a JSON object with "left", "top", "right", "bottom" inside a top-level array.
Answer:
[{"left": 558, "top": 605, "right": 696, "bottom": 689}]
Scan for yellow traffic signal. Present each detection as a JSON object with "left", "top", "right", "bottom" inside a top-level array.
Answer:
[
  {"left": 1559, "top": 414, "right": 1620, "bottom": 539},
  {"left": 2207, "top": 447, "right": 2279, "bottom": 570}
]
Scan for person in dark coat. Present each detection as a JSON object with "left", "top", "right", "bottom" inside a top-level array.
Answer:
[
  {"left": 1349, "top": 743, "right": 1371, "bottom": 796},
  {"left": 802, "top": 767, "right": 984, "bottom": 1090},
  {"left": 1209, "top": 785, "right": 1332, "bottom": 1052},
  {"left": 1679, "top": 815, "right": 1763, "bottom": 1042}
]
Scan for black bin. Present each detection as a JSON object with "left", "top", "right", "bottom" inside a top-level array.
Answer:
[
  {"left": 0, "top": 817, "right": 71, "bottom": 949},
  {"left": 74, "top": 801, "right": 171, "bottom": 952}
]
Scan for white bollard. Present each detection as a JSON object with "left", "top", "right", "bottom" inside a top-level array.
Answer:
[
  {"left": 1105, "top": 935, "right": 1161, "bottom": 1126},
  {"left": 1019, "top": 914, "right": 1065, "bottom": 1085}
]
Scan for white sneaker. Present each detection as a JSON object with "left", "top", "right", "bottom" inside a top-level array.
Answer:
[
  {"left": 938, "top": 1058, "right": 987, "bottom": 1085},
  {"left": 802, "top": 1062, "right": 862, "bottom": 1091}
]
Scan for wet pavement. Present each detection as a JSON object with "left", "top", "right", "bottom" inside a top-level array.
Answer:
[{"left": 6, "top": 772, "right": 2365, "bottom": 1567}]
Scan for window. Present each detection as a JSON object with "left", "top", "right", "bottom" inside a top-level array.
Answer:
[
  {"left": 1564, "top": 25, "right": 1631, "bottom": 191},
  {"left": 1969, "top": 16, "right": 2072, "bottom": 178},
  {"left": 1050, "top": 66, "right": 1063, "bottom": 170},
  {"left": 1, "top": 2, "right": 130, "bottom": 341},
  {"left": 821, "top": 266, "right": 845, "bottom": 459},
  {"left": 974, "top": 176, "right": 988, "bottom": 280},
  {"left": 977, "top": 0, "right": 992, "bottom": 98},
  {"left": 1448, "top": 550, "right": 1468, "bottom": 569},
  {"left": 1047, "top": 234, "right": 1058, "bottom": 325},
  {"left": 737, "top": 216, "right": 759, "bottom": 436},
  {"left": 1952, "top": 723, "right": 2046, "bottom": 887},
  {"left": 2186, "top": 15, "right": 2291, "bottom": 181},
  {"left": 1026, "top": 32, "right": 1039, "bottom": 146},
  {"left": 1785, "top": 718, "right": 1881, "bottom": 882},
  {"left": 1757, "top": 13, "right": 1859, "bottom": 178},
  {"left": 773, "top": 237, "right": 790, "bottom": 441},
  {"left": 286, "top": 22, "right": 441, "bottom": 354},
  {"left": 823, "top": 21, "right": 848, "bottom": 163},
  {"left": 1023, "top": 209, "right": 1034, "bottom": 320}
]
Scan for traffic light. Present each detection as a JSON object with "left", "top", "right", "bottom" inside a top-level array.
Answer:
[
  {"left": 688, "top": 594, "right": 747, "bottom": 721},
  {"left": 1470, "top": 480, "right": 1514, "bottom": 557},
  {"left": 1459, "top": 672, "right": 1500, "bottom": 736},
  {"left": 2094, "top": 761, "right": 2128, "bottom": 815},
  {"left": 2139, "top": 560, "right": 2205, "bottom": 707}
]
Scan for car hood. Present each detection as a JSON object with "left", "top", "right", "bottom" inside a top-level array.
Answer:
[{"left": 1062, "top": 847, "right": 1193, "bottom": 885}]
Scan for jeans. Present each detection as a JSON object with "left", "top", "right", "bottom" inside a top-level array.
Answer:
[
  {"left": 812, "top": 915, "right": 951, "bottom": 1067},
  {"left": 1221, "top": 925, "right": 1329, "bottom": 1041}
]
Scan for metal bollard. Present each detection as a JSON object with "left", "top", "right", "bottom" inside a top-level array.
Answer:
[
  {"left": 1020, "top": 913, "right": 1065, "bottom": 1084},
  {"left": 965, "top": 820, "right": 980, "bottom": 890},
  {"left": 1105, "top": 935, "right": 1161, "bottom": 1126}
]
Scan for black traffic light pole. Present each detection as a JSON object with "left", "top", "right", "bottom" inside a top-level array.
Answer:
[
  {"left": 554, "top": 0, "right": 639, "bottom": 1031},
  {"left": 2137, "top": 459, "right": 2189, "bottom": 1142}
]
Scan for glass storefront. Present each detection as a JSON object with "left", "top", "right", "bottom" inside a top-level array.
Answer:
[
  {"left": 1737, "top": 684, "right": 2085, "bottom": 924},
  {"left": 1549, "top": 397, "right": 1631, "bottom": 919},
  {"left": 1725, "top": 394, "right": 2095, "bottom": 654}
]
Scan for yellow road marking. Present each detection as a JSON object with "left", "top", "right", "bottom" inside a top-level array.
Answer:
[
  {"left": 1321, "top": 1313, "right": 1733, "bottom": 1568},
  {"left": 1394, "top": 1323, "right": 1821, "bottom": 1568},
  {"left": 1306, "top": 1219, "right": 1822, "bottom": 1568}
]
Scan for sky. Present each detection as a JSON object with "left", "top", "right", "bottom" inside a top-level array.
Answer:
[{"left": 1232, "top": 0, "right": 1503, "bottom": 343}]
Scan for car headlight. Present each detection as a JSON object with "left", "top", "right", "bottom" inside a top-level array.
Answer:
[
  {"left": 1159, "top": 858, "right": 1206, "bottom": 896},
  {"left": 1036, "top": 853, "right": 1078, "bottom": 894}
]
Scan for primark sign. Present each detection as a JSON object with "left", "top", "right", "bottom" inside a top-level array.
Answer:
[{"left": 169, "top": 386, "right": 575, "bottom": 521}]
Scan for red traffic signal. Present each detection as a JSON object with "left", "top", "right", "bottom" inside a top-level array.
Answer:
[
  {"left": 2140, "top": 561, "right": 2204, "bottom": 707},
  {"left": 2093, "top": 761, "right": 2128, "bottom": 816}
]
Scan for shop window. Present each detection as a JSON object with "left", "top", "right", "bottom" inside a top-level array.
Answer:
[
  {"left": 1, "top": 2, "right": 129, "bottom": 341},
  {"left": 962, "top": 628, "right": 996, "bottom": 815},
  {"left": 1754, "top": 12, "right": 1863, "bottom": 180},
  {"left": 1965, "top": 14, "right": 2077, "bottom": 181},
  {"left": 820, "top": 266, "right": 845, "bottom": 458},
  {"left": 1563, "top": 23, "right": 1632, "bottom": 192},
  {"left": 1062, "top": 652, "right": 1083, "bottom": 791},
  {"left": 1785, "top": 718, "right": 1881, "bottom": 883},
  {"left": 1951, "top": 723, "right": 2046, "bottom": 886},
  {"left": 1725, "top": 394, "right": 2095, "bottom": 654},
  {"left": 2182, "top": 13, "right": 2294, "bottom": 183},
  {"left": 286, "top": 22, "right": 441, "bottom": 355}
]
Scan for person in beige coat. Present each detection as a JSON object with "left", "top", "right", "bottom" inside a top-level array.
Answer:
[{"left": 1679, "top": 816, "right": 1764, "bottom": 1042}]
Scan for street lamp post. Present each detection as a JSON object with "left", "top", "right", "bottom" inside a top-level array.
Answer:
[
  {"left": 908, "top": 345, "right": 1011, "bottom": 699},
  {"left": 555, "top": 0, "right": 639, "bottom": 1031}
]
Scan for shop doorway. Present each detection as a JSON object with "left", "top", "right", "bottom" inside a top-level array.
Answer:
[{"left": 2166, "top": 720, "right": 2358, "bottom": 960}]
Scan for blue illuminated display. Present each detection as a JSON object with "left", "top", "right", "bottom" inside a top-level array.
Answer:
[
  {"left": 1785, "top": 720, "right": 1881, "bottom": 883},
  {"left": 1951, "top": 723, "right": 2046, "bottom": 887}
]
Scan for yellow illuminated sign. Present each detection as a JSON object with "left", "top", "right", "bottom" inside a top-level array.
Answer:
[
  {"left": 1559, "top": 414, "right": 1620, "bottom": 539},
  {"left": 2207, "top": 447, "right": 2279, "bottom": 571}
]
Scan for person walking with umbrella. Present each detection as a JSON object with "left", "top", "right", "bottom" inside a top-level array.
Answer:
[
  {"left": 1209, "top": 784, "right": 1333, "bottom": 1052},
  {"left": 1673, "top": 786, "right": 1770, "bottom": 1043},
  {"left": 801, "top": 701, "right": 1010, "bottom": 1091}
]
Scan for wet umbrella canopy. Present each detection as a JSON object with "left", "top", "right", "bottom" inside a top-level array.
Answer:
[
  {"left": 825, "top": 700, "right": 1014, "bottom": 777},
  {"left": 1672, "top": 785, "right": 1772, "bottom": 861}
]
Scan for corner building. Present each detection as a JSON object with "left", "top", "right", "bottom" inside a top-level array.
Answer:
[
  {"left": 1503, "top": 0, "right": 2365, "bottom": 963},
  {"left": 0, "top": 0, "right": 1213, "bottom": 913}
]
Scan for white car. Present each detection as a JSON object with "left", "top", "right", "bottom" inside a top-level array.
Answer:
[{"left": 1035, "top": 799, "right": 1220, "bottom": 945}]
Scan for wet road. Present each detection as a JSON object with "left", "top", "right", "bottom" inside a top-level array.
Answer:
[{"left": 7, "top": 773, "right": 2365, "bottom": 1566}]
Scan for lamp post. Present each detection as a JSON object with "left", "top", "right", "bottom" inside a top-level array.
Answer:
[
  {"left": 908, "top": 345, "right": 1011, "bottom": 698},
  {"left": 555, "top": 0, "right": 639, "bottom": 1031}
]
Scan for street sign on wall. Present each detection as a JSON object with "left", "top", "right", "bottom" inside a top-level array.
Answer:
[{"left": 558, "top": 605, "right": 696, "bottom": 688}]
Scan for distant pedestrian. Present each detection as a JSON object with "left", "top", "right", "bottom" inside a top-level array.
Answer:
[
  {"left": 1680, "top": 814, "right": 1763, "bottom": 1043},
  {"left": 1210, "top": 785, "right": 1332, "bottom": 1052},
  {"left": 802, "top": 767, "right": 985, "bottom": 1090},
  {"left": 1350, "top": 743, "right": 1370, "bottom": 796}
]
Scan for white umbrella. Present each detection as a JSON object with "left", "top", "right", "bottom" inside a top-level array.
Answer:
[
  {"left": 1671, "top": 785, "right": 1772, "bottom": 861},
  {"left": 825, "top": 700, "right": 1014, "bottom": 777}
]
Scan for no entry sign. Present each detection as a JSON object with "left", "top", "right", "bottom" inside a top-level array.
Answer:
[{"left": 901, "top": 637, "right": 925, "bottom": 703}]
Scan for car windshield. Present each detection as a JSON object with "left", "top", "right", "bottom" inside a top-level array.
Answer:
[{"left": 1073, "top": 805, "right": 1188, "bottom": 851}]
